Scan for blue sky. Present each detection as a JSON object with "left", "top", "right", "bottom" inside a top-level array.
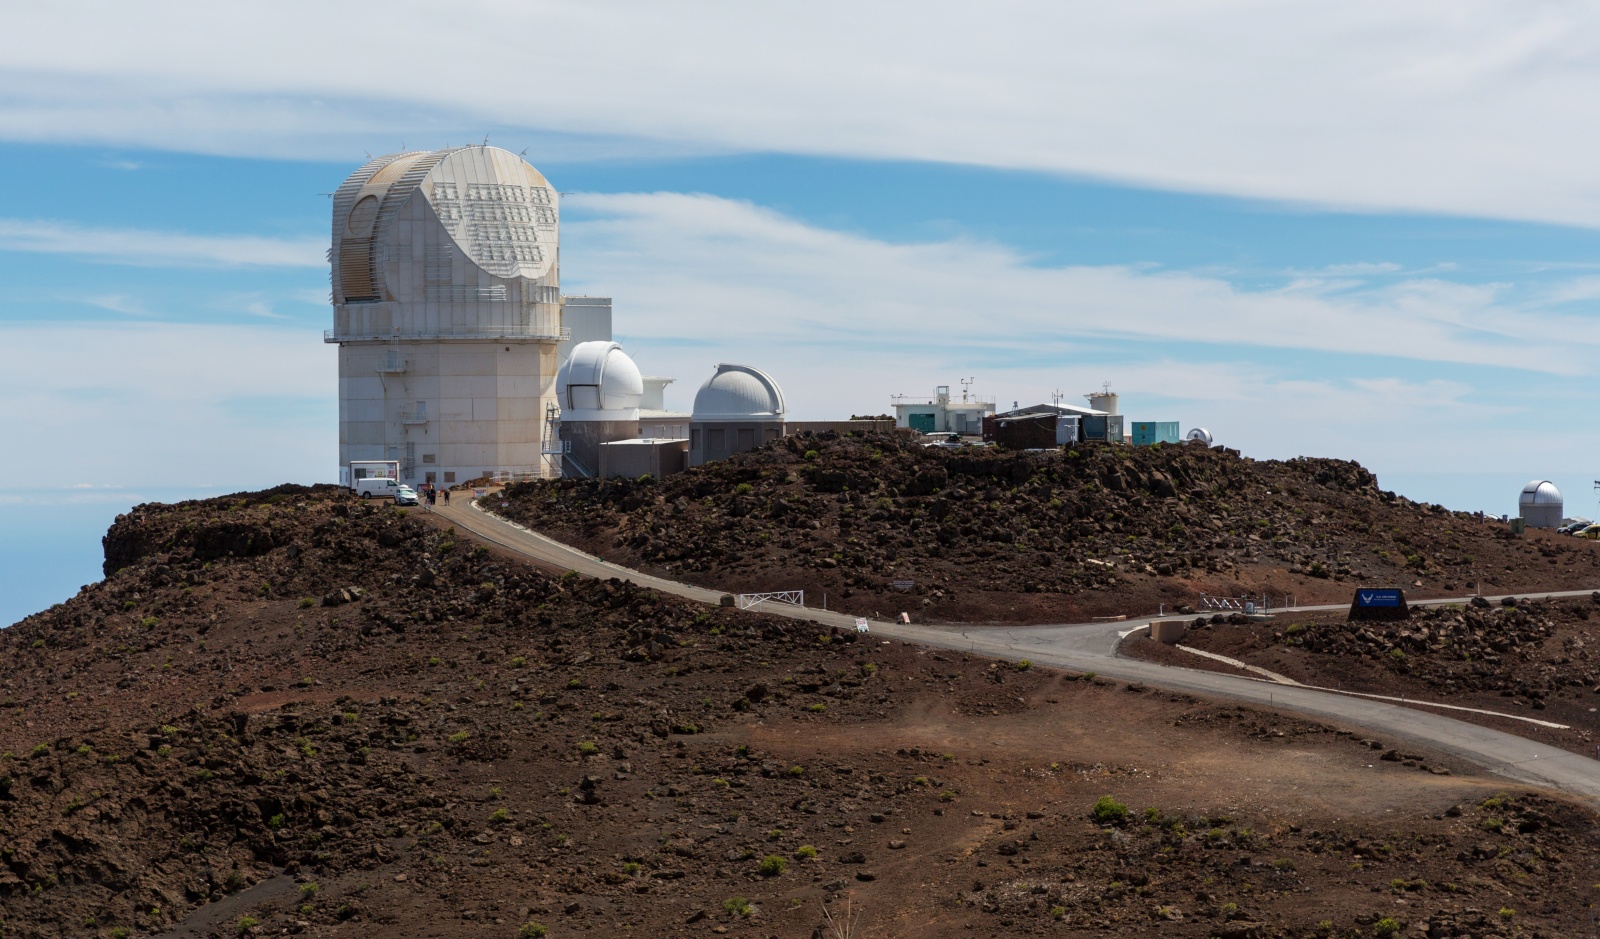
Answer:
[{"left": 5, "top": 1, "right": 1600, "bottom": 624}]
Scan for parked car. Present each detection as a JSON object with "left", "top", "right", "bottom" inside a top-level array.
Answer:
[
  {"left": 1580, "top": 523, "right": 1600, "bottom": 540},
  {"left": 393, "top": 485, "right": 419, "bottom": 506},
  {"left": 1560, "top": 518, "right": 1594, "bottom": 535}
]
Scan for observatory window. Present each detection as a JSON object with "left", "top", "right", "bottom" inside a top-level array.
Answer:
[
  {"left": 444, "top": 472, "right": 456, "bottom": 483},
  {"left": 709, "top": 429, "right": 725, "bottom": 454},
  {"left": 737, "top": 429, "right": 755, "bottom": 450},
  {"left": 422, "top": 454, "right": 436, "bottom": 464},
  {"left": 345, "top": 195, "right": 380, "bottom": 237},
  {"left": 691, "top": 430, "right": 700, "bottom": 449}
]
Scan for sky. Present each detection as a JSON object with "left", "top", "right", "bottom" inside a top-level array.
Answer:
[{"left": 5, "top": 1, "right": 1600, "bottom": 624}]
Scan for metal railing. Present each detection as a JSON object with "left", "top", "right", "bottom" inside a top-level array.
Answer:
[
  {"left": 737, "top": 591, "right": 805, "bottom": 611},
  {"left": 325, "top": 325, "right": 571, "bottom": 343},
  {"left": 1195, "top": 593, "right": 1297, "bottom": 614}
]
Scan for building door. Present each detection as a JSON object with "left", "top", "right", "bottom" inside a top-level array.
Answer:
[{"left": 909, "top": 412, "right": 936, "bottom": 433}]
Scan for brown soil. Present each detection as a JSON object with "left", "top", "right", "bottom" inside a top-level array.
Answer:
[
  {"left": 1, "top": 485, "right": 1597, "bottom": 938},
  {"left": 1151, "top": 597, "right": 1600, "bottom": 757},
  {"left": 495, "top": 432, "right": 1600, "bottom": 625}
]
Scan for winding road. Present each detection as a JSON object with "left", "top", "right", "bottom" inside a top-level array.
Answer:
[{"left": 433, "top": 495, "right": 1600, "bottom": 804}]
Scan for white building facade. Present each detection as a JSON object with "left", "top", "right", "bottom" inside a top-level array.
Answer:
[{"left": 327, "top": 146, "right": 571, "bottom": 487}]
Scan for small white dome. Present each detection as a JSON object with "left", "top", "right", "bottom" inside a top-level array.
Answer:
[
  {"left": 692, "top": 364, "right": 786, "bottom": 421},
  {"left": 557, "top": 341, "right": 643, "bottom": 418},
  {"left": 1185, "top": 427, "right": 1213, "bottom": 445},
  {"left": 1520, "top": 480, "right": 1563, "bottom": 506}
]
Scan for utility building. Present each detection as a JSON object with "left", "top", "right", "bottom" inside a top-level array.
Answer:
[
  {"left": 327, "top": 146, "right": 570, "bottom": 487},
  {"left": 892, "top": 384, "right": 995, "bottom": 435}
]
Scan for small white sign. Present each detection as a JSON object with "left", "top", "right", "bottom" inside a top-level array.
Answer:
[{"left": 854, "top": 618, "right": 870, "bottom": 633}]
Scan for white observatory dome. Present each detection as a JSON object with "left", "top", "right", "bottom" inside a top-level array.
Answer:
[
  {"left": 556, "top": 341, "right": 644, "bottom": 419},
  {"left": 1520, "top": 480, "right": 1563, "bottom": 506},
  {"left": 1185, "top": 427, "right": 1213, "bottom": 446},
  {"left": 692, "top": 364, "right": 786, "bottom": 421}
]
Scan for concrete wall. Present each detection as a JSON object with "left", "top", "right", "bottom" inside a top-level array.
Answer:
[
  {"left": 558, "top": 419, "right": 640, "bottom": 479},
  {"left": 599, "top": 439, "right": 689, "bottom": 479},
  {"left": 339, "top": 340, "right": 557, "bottom": 485},
  {"left": 690, "top": 420, "right": 784, "bottom": 466}
]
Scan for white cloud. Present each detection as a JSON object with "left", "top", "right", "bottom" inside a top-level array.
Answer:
[
  {"left": 565, "top": 192, "right": 1600, "bottom": 374},
  {"left": 0, "top": 218, "right": 324, "bottom": 267},
  {"left": 4, "top": 2, "right": 1600, "bottom": 225},
  {"left": 0, "top": 322, "right": 336, "bottom": 489}
]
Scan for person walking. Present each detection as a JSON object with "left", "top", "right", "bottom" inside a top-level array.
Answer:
[{"left": 442, "top": 488, "right": 450, "bottom": 505}]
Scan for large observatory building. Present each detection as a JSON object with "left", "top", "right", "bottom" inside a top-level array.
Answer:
[{"left": 327, "top": 146, "right": 571, "bottom": 487}]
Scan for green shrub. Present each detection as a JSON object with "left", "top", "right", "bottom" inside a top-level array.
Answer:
[
  {"left": 490, "top": 808, "right": 509, "bottom": 824},
  {"left": 518, "top": 922, "right": 549, "bottom": 938},
  {"left": 1091, "top": 795, "right": 1129, "bottom": 824},
  {"left": 724, "top": 896, "right": 753, "bottom": 917},
  {"left": 1373, "top": 918, "right": 1401, "bottom": 937},
  {"left": 757, "top": 854, "right": 786, "bottom": 876},
  {"left": 577, "top": 740, "right": 600, "bottom": 756},
  {"left": 298, "top": 598, "right": 315, "bottom": 609},
  {"left": 1016, "top": 659, "right": 1032, "bottom": 670},
  {"left": 795, "top": 844, "right": 818, "bottom": 859},
  {"left": 237, "top": 916, "right": 260, "bottom": 935}
]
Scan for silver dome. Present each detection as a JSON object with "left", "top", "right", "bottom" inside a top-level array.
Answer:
[
  {"left": 691, "top": 364, "right": 786, "bottom": 422},
  {"left": 1520, "top": 480, "right": 1563, "bottom": 506}
]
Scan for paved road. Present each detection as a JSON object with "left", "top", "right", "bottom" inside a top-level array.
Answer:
[{"left": 434, "top": 496, "right": 1600, "bottom": 803}]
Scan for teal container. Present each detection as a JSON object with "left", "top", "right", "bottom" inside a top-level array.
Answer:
[{"left": 1132, "top": 421, "right": 1181, "bottom": 446}]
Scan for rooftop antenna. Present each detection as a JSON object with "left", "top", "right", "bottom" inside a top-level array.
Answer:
[
  {"left": 482, "top": 135, "right": 490, "bottom": 147},
  {"left": 959, "top": 377, "right": 975, "bottom": 403},
  {"left": 1051, "top": 388, "right": 1064, "bottom": 407}
]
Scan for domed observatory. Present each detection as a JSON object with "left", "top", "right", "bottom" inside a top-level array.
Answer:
[
  {"left": 1519, "top": 480, "right": 1563, "bottom": 529},
  {"left": 326, "top": 146, "right": 569, "bottom": 487},
  {"left": 553, "top": 341, "right": 644, "bottom": 477},
  {"left": 690, "top": 364, "right": 786, "bottom": 466}
]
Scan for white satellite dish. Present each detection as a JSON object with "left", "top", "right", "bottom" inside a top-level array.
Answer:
[{"left": 1185, "top": 427, "right": 1213, "bottom": 446}]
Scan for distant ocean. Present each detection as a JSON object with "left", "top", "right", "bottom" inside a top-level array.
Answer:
[{"left": 0, "top": 487, "right": 270, "bottom": 627}]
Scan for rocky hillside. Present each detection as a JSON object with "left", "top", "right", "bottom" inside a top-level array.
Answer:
[
  {"left": 2, "top": 486, "right": 1599, "bottom": 937},
  {"left": 498, "top": 432, "right": 1600, "bottom": 622}
]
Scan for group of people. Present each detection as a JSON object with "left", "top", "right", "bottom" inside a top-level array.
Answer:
[{"left": 416, "top": 482, "right": 451, "bottom": 507}]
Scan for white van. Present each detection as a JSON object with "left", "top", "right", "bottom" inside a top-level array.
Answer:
[{"left": 355, "top": 477, "right": 401, "bottom": 499}]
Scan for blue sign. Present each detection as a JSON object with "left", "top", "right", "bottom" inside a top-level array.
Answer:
[{"left": 1355, "top": 589, "right": 1402, "bottom": 608}]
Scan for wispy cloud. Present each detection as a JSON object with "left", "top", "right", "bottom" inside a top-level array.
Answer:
[
  {"left": 84, "top": 293, "right": 148, "bottom": 315},
  {"left": 93, "top": 158, "right": 141, "bottom": 171},
  {"left": 4, "top": 3, "right": 1600, "bottom": 226},
  {"left": 563, "top": 192, "right": 1600, "bottom": 374},
  {"left": 0, "top": 218, "right": 323, "bottom": 268}
]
